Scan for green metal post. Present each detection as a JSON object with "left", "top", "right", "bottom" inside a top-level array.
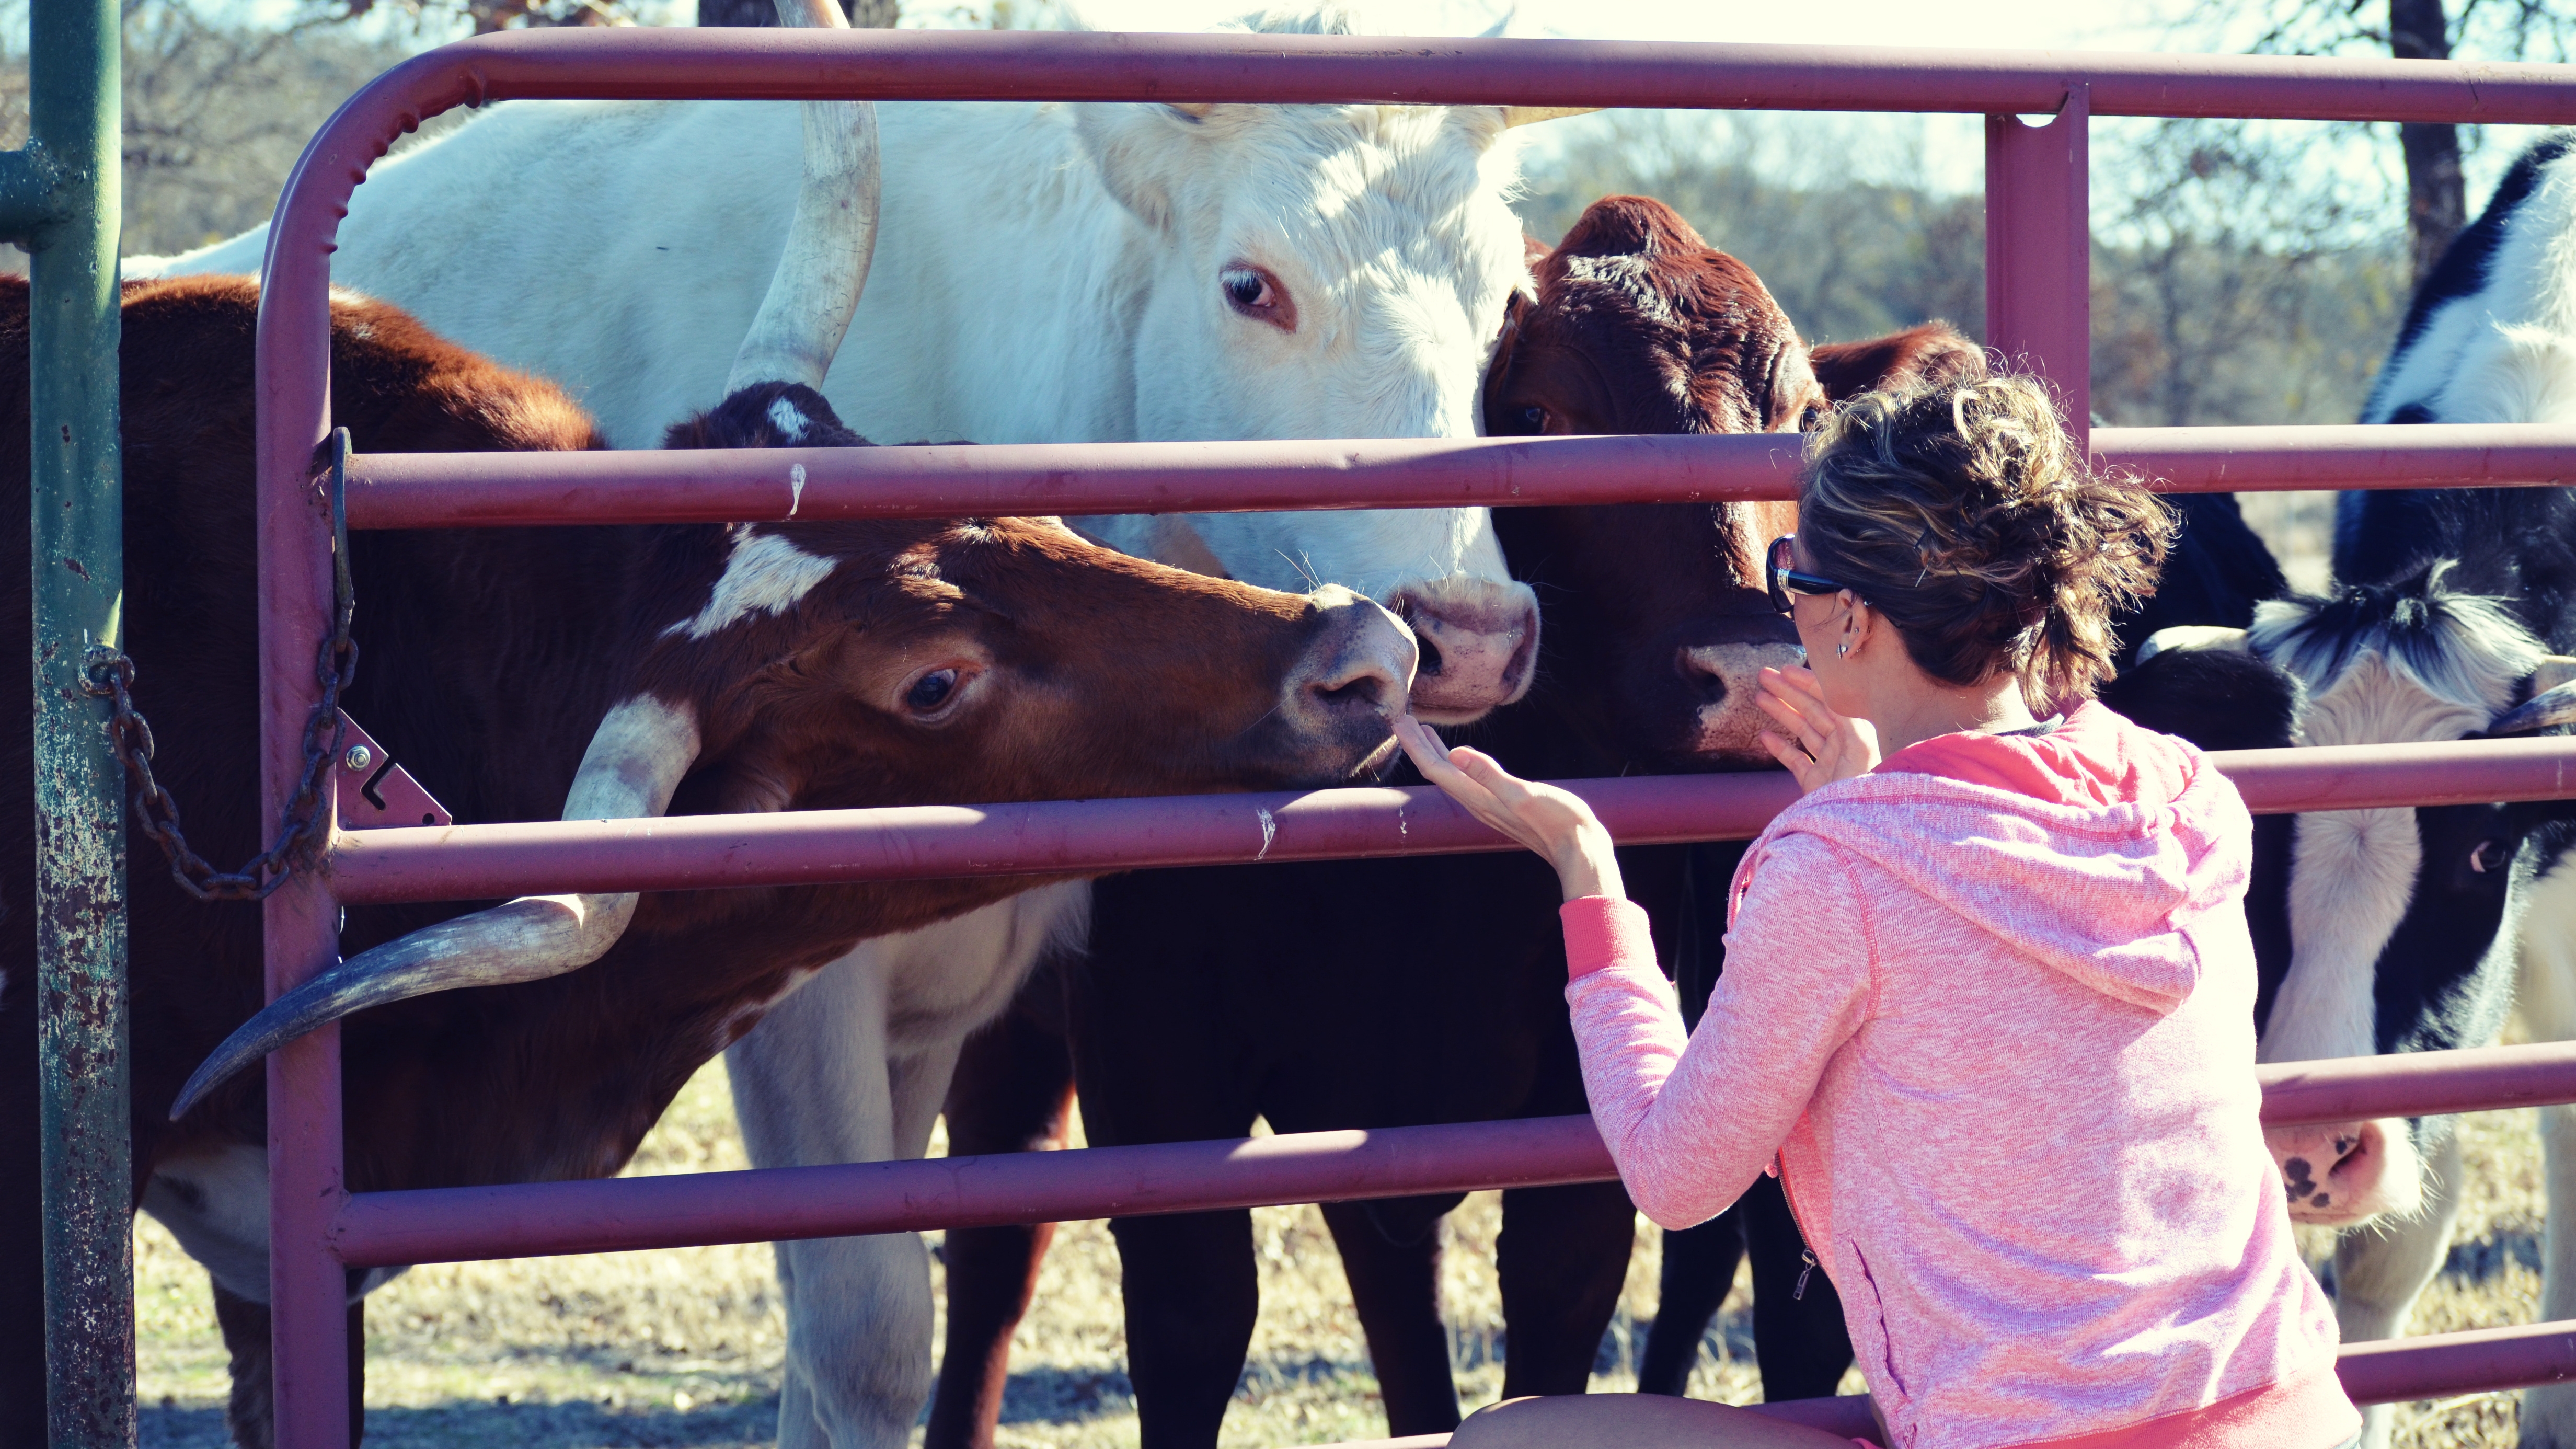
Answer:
[{"left": 10, "top": 0, "right": 129, "bottom": 1435}]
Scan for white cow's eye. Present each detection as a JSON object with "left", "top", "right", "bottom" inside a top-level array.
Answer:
[{"left": 1222, "top": 266, "right": 1294, "bottom": 330}]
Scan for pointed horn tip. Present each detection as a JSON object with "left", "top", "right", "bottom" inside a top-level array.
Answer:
[
  {"left": 2492, "top": 681, "right": 2576, "bottom": 738},
  {"left": 1501, "top": 105, "right": 1604, "bottom": 128},
  {"left": 168, "top": 1045, "right": 258, "bottom": 1122},
  {"left": 1166, "top": 101, "right": 1215, "bottom": 118}
]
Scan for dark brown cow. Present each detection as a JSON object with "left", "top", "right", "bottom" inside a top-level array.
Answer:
[
  {"left": 0, "top": 275, "right": 1414, "bottom": 1449},
  {"left": 923, "top": 195, "right": 1970, "bottom": 1449}
]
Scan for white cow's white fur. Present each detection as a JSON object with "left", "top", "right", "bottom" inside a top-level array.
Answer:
[
  {"left": 140, "top": 1143, "right": 409, "bottom": 1307},
  {"left": 724, "top": 882, "right": 1088, "bottom": 1449},
  {"left": 142, "top": 21, "right": 1532, "bottom": 608}
]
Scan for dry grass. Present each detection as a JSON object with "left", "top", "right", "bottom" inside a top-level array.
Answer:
[{"left": 132, "top": 1054, "right": 2539, "bottom": 1449}]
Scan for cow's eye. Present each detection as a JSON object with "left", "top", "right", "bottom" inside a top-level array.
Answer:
[
  {"left": 1222, "top": 266, "right": 1294, "bottom": 330},
  {"left": 905, "top": 668, "right": 960, "bottom": 714},
  {"left": 2470, "top": 839, "right": 2502, "bottom": 875},
  {"left": 1519, "top": 405, "right": 1549, "bottom": 433}
]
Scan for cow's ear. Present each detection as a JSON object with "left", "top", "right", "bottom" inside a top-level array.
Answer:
[
  {"left": 1810, "top": 321, "right": 1990, "bottom": 404},
  {"left": 2097, "top": 646, "right": 2301, "bottom": 753},
  {"left": 1070, "top": 103, "right": 1212, "bottom": 233},
  {"left": 1482, "top": 287, "right": 1532, "bottom": 435}
]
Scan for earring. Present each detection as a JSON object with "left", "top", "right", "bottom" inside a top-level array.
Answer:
[{"left": 1836, "top": 642, "right": 1848, "bottom": 658}]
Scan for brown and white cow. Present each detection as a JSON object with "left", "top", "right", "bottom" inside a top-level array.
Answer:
[{"left": 0, "top": 95, "right": 1416, "bottom": 1449}]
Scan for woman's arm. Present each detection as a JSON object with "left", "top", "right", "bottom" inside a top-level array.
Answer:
[
  {"left": 1565, "top": 831, "right": 1874, "bottom": 1229},
  {"left": 1395, "top": 716, "right": 1874, "bottom": 1232}
]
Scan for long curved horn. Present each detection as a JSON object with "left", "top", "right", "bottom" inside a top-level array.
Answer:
[
  {"left": 1501, "top": 106, "right": 1603, "bottom": 128},
  {"left": 2494, "top": 678, "right": 2576, "bottom": 737},
  {"left": 723, "top": 0, "right": 881, "bottom": 394},
  {"left": 2132, "top": 625, "right": 2249, "bottom": 665},
  {"left": 170, "top": 696, "right": 700, "bottom": 1119},
  {"left": 2534, "top": 655, "right": 2576, "bottom": 695}
]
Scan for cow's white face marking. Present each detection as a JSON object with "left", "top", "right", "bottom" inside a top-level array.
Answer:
[
  {"left": 669, "top": 527, "right": 838, "bottom": 640},
  {"left": 767, "top": 395, "right": 813, "bottom": 442}
]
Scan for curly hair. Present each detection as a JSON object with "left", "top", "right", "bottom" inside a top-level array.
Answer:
[{"left": 1798, "top": 375, "right": 2174, "bottom": 710}]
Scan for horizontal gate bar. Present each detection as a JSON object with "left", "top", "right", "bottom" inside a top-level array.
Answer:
[
  {"left": 1312, "top": 1315, "right": 2576, "bottom": 1444},
  {"left": 2337, "top": 1318, "right": 2576, "bottom": 1405},
  {"left": 286, "top": 27, "right": 2576, "bottom": 124},
  {"left": 327, "top": 1042, "right": 2576, "bottom": 1267},
  {"left": 340, "top": 424, "right": 2576, "bottom": 529},
  {"left": 322, "top": 737, "right": 2576, "bottom": 906}
]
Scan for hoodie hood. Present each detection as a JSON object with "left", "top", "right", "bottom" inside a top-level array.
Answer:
[{"left": 1758, "top": 702, "right": 2250, "bottom": 1014}]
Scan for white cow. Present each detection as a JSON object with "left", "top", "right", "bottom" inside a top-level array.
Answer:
[{"left": 147, "top": 8, "right": 1569, "bottom": 1444}]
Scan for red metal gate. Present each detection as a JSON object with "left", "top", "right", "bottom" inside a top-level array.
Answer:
[{"left": 247, "top": 28, "right": 2576, "bottom": 1447}]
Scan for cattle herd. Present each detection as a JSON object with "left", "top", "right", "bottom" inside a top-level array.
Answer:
[{"left": 3, "top": 4, "right": 2576, "bottom": 1449}]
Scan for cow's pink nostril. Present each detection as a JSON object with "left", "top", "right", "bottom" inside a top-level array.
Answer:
[
  {"left": 2267, "top": 1120, "right": 2389, "bottom": 1221},
  {"left": 1389, "top": 582, "right": 1540, "bottom": 723}
]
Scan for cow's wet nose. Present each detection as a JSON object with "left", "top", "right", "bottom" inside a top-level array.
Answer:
[
  {"left": 1389, "top": 577, "right": 1539, "bottom": 724},
  {"left": 1283, "top": 584, "right": 1417, "bottom": 745},
  {"left": 1679, "top": 640, "right": 1808, "bottom": 763},
  {"left": 2266, "top": 1120, "right": 2390, "bottom": 1226}
]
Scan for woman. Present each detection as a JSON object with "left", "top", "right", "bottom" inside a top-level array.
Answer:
[{"left": 1401, "top": 376, "right": 2358, "bottom": 1449}]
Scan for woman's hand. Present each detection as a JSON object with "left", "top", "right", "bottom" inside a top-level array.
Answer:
[
  {"left": 1756, "top": 664, "right": 1881, "bottom": 794},
  {"left": 1395, "top": 717, "right": 1624, "bottom": 902}
]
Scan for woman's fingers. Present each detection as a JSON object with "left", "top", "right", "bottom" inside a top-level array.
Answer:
[
  {"left": 1758, "top": 730, "right": 1817, "bottom": 783},
  {"left": 1398, "top": 719, "right": 1544, "bottom": 843}
]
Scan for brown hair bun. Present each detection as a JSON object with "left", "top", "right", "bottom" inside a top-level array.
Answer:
[{"left": 1799, "top": 374, "right": 2174, "bottom": 709}]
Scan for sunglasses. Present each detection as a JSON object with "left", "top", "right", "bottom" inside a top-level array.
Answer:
[{"left": 1766, "top": 535, "right": 1851, "bottom": 614}]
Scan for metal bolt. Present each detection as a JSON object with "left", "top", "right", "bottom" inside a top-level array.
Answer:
[{"left": 342, "top": 744, "right": 373, "bottom": 773}]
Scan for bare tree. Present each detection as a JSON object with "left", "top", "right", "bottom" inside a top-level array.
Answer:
[
  {"left": 2209, "top": 0, "right": 2576, "bottom": 282},
  {"left": 699, "top": 0, "right": 893, "bottom": 31}
]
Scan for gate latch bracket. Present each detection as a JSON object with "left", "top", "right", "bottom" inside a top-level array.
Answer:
[{"left": 334, "top": 712, "right": 453, "bottom": 830}]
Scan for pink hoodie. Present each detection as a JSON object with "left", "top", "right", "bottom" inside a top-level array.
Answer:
[{"left": 1562, "top": 702, "right": 2358, "bottom": 1449}]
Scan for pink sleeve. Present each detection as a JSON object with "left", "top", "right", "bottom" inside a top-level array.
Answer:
[{"left": 1562, "top": 830, "right": 1876, "bottom": 1230}]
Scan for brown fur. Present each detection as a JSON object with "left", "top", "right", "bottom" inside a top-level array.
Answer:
[{"left": 0, "top": 275, "right": 1396, "bottom": 1447}]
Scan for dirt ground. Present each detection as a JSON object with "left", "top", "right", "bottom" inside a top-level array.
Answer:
[{"left": 136, "top": 490, "right": 2532, "bottom": 1449}]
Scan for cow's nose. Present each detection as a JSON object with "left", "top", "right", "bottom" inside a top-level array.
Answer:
[
  {"left": 1388, "top": 577, "right": 1539, "bottom": 724},
  {"left": 2266, "top": 1120, "right": 2388, "bottom": 1225},
  {"left": 1285, "top": 584, "right": 1417, "bottom": 734}
]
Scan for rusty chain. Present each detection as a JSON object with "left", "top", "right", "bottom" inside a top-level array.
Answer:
[{"left": 81, "top": 429, "right": 361, "bottom": 902}]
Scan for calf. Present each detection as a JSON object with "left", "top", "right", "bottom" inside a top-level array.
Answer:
[
  {"left": 0, "top": 211, "right": 1413, "bottom": 1449},
  {"left": 2206, "top": 128, "right": 2576, "bottom": 1449},
  {"left": 921, "top": 196, "right": 1969, "bottom": 1449},
  {"left": 2118, "top": 574, "right": 2576, "bottom": 1449}
]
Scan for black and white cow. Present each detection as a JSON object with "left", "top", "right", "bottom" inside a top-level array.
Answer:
[{"left": 2130, "top": 130, "right": 2576, "bottom": 1449}]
